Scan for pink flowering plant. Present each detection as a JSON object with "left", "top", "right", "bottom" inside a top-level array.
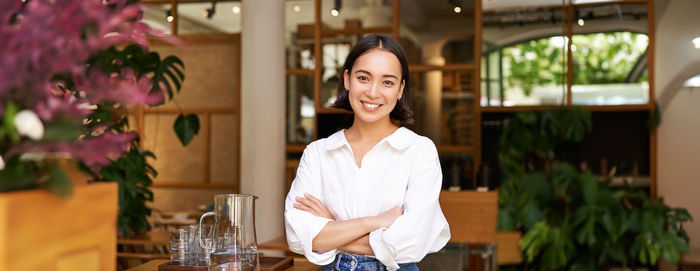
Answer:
[{"left": 0, "top": 0, "right": 198, "bottom": 233}]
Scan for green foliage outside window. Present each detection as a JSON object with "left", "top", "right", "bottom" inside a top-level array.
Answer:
[
  {"left": 489, "top": 31, "right": 648, "bottom": 98},
  {"left": 502, "top": 37, "right": 567, "bottom": 96},
  {"left": 572, "top": 32, "right": 648, "bottom": 85}
]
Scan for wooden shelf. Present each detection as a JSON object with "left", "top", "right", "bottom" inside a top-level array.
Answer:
[
  {"left": 579, "top": 104, "right": 653, "bottom": 112},
  {"left": 286, "top": 144, "right": 306, "bottom": 153},
  {"left": 437, "top": 145, "right": 475, "bottom": 154},
  {"left": 481, "top": 105, "right": 565, "bottom": 113},
  {"left": 409, "top": 63, "right": 476, "bottom": 73},
  {"left": 481, "top": 104, "right": 652, "bottom": 113},
  {"left": 285, "top": 69, "right": 315, "bottom": 75},
  {"left": 316, "top": 107, "right": 352, "bottom": 114},
  {"left": 321, "top": 26, "right": 393, "bottom": 37}
]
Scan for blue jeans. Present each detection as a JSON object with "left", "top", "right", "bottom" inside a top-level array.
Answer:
[{"left": 321, "top": 253, "right": 419, "bottom": 271}]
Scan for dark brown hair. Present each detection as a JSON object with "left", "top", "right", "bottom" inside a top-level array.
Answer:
[{"left": 331, "top": 34, "right": 414, "bottom": 126}]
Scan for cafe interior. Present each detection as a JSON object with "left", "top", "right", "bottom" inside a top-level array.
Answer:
[{"left": 2, "top": 0, "right": 700, "bottom": 270}]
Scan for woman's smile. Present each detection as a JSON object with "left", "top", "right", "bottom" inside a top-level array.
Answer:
[{"left": 361, "top": 101, "right": 382, "bottom": 111}]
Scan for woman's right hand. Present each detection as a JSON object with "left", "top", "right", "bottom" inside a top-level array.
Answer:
[{"left": 368, "top": 206, "right": 403, "bottom": 230}]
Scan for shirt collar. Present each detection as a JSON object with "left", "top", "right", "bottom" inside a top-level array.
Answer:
[
  {"left": 324, "top": 127, "right": 414, "bottom": 151},
  {"left": 324, "top": 130, "right": 348, "bottom": 150},
  {"left": 385, "top": 127, "right": 413, "bottom": 150}
]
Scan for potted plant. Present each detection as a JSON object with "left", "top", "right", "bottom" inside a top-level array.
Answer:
[
  {"left": 0, "top": 0, "right": 198, "bottom": 269},
  {"left": 496, "top": 108, "right": 692, "bottom": 270}
]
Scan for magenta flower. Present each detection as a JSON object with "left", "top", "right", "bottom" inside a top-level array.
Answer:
[{"left": 0, "top": 0, "right": 178, "bottom": 171}]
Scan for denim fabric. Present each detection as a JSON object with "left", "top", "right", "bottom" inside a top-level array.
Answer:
[{"left": 321, "top": 253, "right": 419, "bottom": 271}]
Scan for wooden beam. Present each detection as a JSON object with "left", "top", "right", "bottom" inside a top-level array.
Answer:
[
  {"left": 647, "top": 0, "right": 656, "bottom": 199},
  {"left": 170, "top": 0, "right": 177, "bottom": 35},
  {"left": 320, "top": 27, "right": 394, "bottom": 37},
  {"left": 285, "top": 69, "right": 315, "bottom": 75},
  {"left": 474, "top": 0, "right": 483, "bottom": 187},
  {"left": 285, "top": 144, "right": 307, "bottom": 153},
  {"left": 316, "top": 107, "right": 352, "bottom": 115},
  {"left": 409, "top": 64, "right": 476, "bottom": 73},
  {"left": 203, "top": 112, "right": 211, "bottom": 183},
  {"left": 481, "top": 104, "right": 652, "bottom": 113},
  {"left": 392, "top": 0, "right": 400, "bottom": 41},
  {"left": 313, "top": 0, "right": 321, "bottom": 141}
]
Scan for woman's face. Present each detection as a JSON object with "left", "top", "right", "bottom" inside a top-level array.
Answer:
[{"left": 344, "top": 48, "right": 404, "bottom": 126}]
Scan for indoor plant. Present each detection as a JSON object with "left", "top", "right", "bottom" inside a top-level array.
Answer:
[
  {"left": 496, "top": 108, "right": 692, "bottom": 270},
  {"left": 0, "top": 1, "right": 198, "bottom": 266}
]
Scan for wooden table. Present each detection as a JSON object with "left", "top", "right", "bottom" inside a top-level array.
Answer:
[{"left": 126, "top": 258, "right": 321, "bottom": 271}]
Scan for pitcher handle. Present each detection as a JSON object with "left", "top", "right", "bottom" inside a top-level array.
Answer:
[{"left": 199, "top": 212, "right": 215, "bottom": 250}]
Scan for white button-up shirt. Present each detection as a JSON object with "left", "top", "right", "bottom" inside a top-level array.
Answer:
[{"left": 284, "top": 127, "right": 450, "bottom": 270}]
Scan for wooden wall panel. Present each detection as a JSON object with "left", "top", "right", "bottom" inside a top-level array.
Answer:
[
  {"left": 150, "top": 187, "right": 236, "bottom": 213},
  {"left": 210, "top": 114, "right": 238, "bottom": 186},
  {"left": 143, "top": 114, "right": 206, "bottom": 183},
  {"left": 152, "top": 44, "right": 239, "bottom": 109}
]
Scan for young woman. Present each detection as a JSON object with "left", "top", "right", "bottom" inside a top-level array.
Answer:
[{"left": 284, "top": 34, "right": 450, "bottom": 271}]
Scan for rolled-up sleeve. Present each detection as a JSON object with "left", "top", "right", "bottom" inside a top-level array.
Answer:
[
  {"left": 368, "top": 139, "right": 451, "bottom": 270},
  {"left": 284, "top": 144, "right": 338, "bottom": 265}
]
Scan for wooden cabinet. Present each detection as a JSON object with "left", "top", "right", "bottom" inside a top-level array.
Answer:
[
  {"left": 285, "top": 0, "right": 656, "bottom": 196},
  {"left": 479, "top": 0, "right": 656, "bottom": 197},
  {"left": 285, "top": 0, "right": 483, "bottom": 189}
]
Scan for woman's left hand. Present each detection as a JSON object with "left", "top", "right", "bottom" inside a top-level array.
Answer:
[{"left": 294, "top": 193, "right": 334, "bottom": 220}]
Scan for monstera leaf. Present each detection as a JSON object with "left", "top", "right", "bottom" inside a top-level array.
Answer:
[{"left": 174, "top": 114, "right": 200, "bottom": 146}]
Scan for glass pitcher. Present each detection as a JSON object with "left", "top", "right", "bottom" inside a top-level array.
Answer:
[{"left": 199, "top": 194, "right": 260, "bottom": 271}]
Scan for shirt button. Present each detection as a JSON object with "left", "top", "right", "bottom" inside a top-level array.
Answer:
[{"left": 350, "top": 259, "right": 356, "bottom": 265}]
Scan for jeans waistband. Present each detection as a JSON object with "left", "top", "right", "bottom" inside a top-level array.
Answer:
[{"left": 336, "top": 253, "right": 377, "bottom": 263}]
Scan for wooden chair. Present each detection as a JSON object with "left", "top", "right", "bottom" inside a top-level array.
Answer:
[
  {"left": 116, "top": 230, "right": 170, "bottom": 270},
  {"left": 438, "top": 190, "right": 499, "bottom": 271},
  {"left": 680, "top": 247, "right": 700, "bottom": 271}
]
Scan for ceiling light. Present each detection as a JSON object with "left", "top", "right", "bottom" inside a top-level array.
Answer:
[
  {"left": 693, "top": 37, "right": 700, "bottom": 49},
  {"left": 684, "top": 74, "right": 700, "bottom": 87},
  {"left": 204, "top": 2, "right": 216, "bottom": 19},
  {"left": 449, "top": 0, "right": 462, "bottom": 14},
  {"left": 166, "top": 10, "right": 173, "bottom": 23},
  {"left": 331, "top": 0, "right": 341, "bottom": 16},
  {"left": 232, "top": 6, "right": 240, "bottom": 14},
  {"left": 293, "top": 5, "right": 301, "bottom": 13}
]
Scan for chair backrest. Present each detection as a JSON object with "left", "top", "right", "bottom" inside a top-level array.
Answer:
[{"left": 439, "top": 191, "right": 499, "bottom": 244}]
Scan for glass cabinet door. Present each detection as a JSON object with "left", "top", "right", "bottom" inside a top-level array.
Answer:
[
  {"left": 481, "top": 4, "right": 567, "bottom": 107},
  {"left": 287, "top": 74, "right": 315, "bottom": 145}
]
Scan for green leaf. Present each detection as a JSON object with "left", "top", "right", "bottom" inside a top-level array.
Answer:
[
  {"left": 520, "top": 199, "right": 544, "bottom": 230},
  {"left": 603, "top": 242, "right": 627, "bottom": 265},
  {"left": 44, "top": 164, "right": 74, "bottom": 199},
  {"left": 0, "top": 158, "right": 38, "bottom": 191},
  {"left": 522, "top": 221, "right": 551, "bottom": 263},
  {"left": 43, "top": 118, "right": 83, "bottom": 141},
  {"left": 84, "top": 111, "right": 112, "bottom": 128},
  {"left": 3, "top": 101, "right": 20, "bottom": 143},
  {"left": 173, "top": 114, "right": 200, "bottom": 146},
  {"left": 497, "top": 204, "right": 516, "bottom": 231}
]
